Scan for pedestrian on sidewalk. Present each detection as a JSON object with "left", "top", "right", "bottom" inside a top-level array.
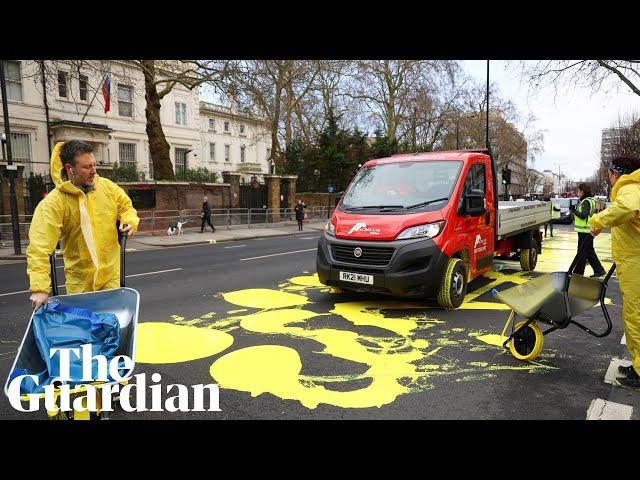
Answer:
[
  {"left": 295, "top": 200, "right": 307, "bottom": 231},
  {"left": 27, "top": 140, "right": 139, "bottom": 310},
  {"left": 543, "top": 196, "right": 561, "bottom": 238},
  {"left": 589, "top": 155, "right": 640, "bottom": 390},
  {"left": 569, "top": 183, "right": 606, "bottom": 278},
  {"left": 200, "top": 196, "right": 215, "bottom": 233}
]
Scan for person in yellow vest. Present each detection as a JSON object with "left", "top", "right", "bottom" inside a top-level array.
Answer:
[
  {"left": 569, "top": 182, "right": 606, "bottom": 278},
  {"left": 543, "top": 195, "right": 561, "bottom": 237},
  {"left": 27, "top": 140, "right": 139, "bottom": 311},
  {"left": 590, "top": 155, "right": 640, "bottom": 390}
]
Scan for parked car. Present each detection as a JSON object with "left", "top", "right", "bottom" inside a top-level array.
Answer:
[{"left": 551, "top": 197, "right": 579, "bottom": 224}]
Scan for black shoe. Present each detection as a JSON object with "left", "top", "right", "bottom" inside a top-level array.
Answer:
[
  {"left": 212, "top": 228, "right": 216, "bottom": 232},
  {"left": 618, "top": 365, "right": 637, "bottom": 376},
  {"left": 615, "top": 372, "right": 640, "bottom": 391}
]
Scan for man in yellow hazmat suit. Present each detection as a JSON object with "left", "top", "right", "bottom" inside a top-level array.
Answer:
[
  {"left": 589, "top": 155, "right": 640, "bottom": 390},
  {"left": 27, "top": 140, "right": 139, "bottom": 311}
]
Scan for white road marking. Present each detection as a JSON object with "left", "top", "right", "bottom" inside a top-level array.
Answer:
[
  {"left": 604, "top": 357, "right": 632, "bottom": 384},
  {"left": 586, "top": 398, "right": 633, "bottom": 420},
  {"left": 240, "top": 248, "right": 317, "bottom": 261},
  {"left": 0, "top": 268, "right": 183, "bottom": 296},
  {"left": 622, "top": 334, "right": 626, "bottom": 345},
  {"left": 298, "top": 237, "right": 319, "bottom": 240},
  {"left": 224, "top": 245, "right": 247, "bottom": 249}
]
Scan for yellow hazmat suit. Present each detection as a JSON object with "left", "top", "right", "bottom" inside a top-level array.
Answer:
[
  {"left": 27, "top": 142, "right": 139, "bottom": 294},
  {"left": 589, "top": 169, "right": 640, "bottom": 373}
]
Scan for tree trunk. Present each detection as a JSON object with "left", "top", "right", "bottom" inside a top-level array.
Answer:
[
  {"left": 271, "top": 64, "right": 284, "bottom": 168},
  {"left": 142, "top": 60, "right": 175, "bottom": 181}
]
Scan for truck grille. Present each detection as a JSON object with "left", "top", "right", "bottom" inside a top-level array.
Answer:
[{"left": 331, "top": 245, "right": 394, "bottom": 266}]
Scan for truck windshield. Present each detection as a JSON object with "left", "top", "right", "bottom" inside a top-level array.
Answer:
[{"left": 341, "top": 161, "right": 463, "bottom": 212}]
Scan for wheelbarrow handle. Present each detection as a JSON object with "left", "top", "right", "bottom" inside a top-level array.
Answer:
[{"left": 119, "top": 224, "right": 128, "bottom": 288}]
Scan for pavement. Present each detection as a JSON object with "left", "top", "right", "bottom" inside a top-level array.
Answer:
[{"left": 0, "top": 221, "right": 327, "bottom": 260}]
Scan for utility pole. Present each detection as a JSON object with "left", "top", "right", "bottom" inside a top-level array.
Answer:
[
  {"left": 554, "top": 163, "right": 566, "bottom": 196},
  {"left": 0, "top": 61, "right": 22, "bottom": 255}
]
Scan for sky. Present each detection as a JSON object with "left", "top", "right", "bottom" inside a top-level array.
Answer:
[{"left": 460, "top": 60, "right": 640, "bottom": 180}]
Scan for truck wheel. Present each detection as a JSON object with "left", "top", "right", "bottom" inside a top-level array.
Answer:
[
  {"left": 520, "top": 239, "right": 538, "bottom": 271},
  {"left": 437, "top": 258, "right": 467, "bottom": 309}
]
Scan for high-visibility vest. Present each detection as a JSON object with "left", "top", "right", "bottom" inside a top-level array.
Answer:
[
  {"left": 574, "top": 197, "right": 596, "bottom": 233},
  {"left": 550, "top": 201, "right": 560, "bottom": 219}
]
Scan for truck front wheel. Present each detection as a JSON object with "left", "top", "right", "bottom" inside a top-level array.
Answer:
[
  {"left": 437, "top": 258, "right": 467, "bottom": 309},
  {"left": 519, "top": 239, "right": 539, "bottom": 271}
]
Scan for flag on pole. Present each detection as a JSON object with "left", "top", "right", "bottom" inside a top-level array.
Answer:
[{"left": 101, "top": 74, "right": 111, "bottom": 113}]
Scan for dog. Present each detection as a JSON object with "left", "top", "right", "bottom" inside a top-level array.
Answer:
[{"left": 167, "top": 220, "right": 187, "bottom": 236}]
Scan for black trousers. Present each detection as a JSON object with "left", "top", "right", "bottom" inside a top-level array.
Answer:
[
  {"left": 575, "top": 232, "right": 605, "bottom": 276},
  {"left": 297, "top": 219, "right": 303, "bottom": 230},
  {"left": 544, "top": 221, "right": 553, "bottom": 236},
  {"left": 201, "top": 216, "right": 215, "bottom": 231}
]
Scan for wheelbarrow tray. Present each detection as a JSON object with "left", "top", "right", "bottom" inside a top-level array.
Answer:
[
  {"left": 4, "top": 287, "right": 139, "bottom": 399},
  {"left": 494, "top": 272, "right": 602, "bottom": 324}
]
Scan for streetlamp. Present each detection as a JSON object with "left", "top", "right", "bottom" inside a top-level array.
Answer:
[
  {"left": 554, "top": 162, "right": 567, "bottom": 196},
  {"left": 456, "top": 113, "right": 477, "bottom": 150}
]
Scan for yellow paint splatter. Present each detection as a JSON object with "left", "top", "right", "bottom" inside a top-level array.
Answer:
[
  {"left": 476, "top": 334, "right": 508, "bottom": 347},
  {"left": 289, "top": 274, "right": 324, "bottom": 287},
  {"left": 331, "top": 301, "right": 429, "bottom": 337},
  {"left": 227, "top": 309, "right": 247, "bottom": 314},
  {"left": 222, "top": 289, "right": 309, "bottom": 309},
  {"left": 136, "top": 323, "right": 234, "bottom": 364}
]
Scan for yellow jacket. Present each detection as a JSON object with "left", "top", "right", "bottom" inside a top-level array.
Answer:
[
  {"left": 27, "top": 142, "right": 139, "bottom": 294},
  {"left": 589, "top": 169, "right": 640, "bottom": 264}
]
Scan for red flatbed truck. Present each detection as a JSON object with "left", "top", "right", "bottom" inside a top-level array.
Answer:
[{"left": 316, "top": 149, "right": 551, "bottom": 308}]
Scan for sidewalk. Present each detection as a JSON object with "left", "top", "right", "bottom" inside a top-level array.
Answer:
[{"left": 0, "top": 221, "right": 327, "bottom": 260}]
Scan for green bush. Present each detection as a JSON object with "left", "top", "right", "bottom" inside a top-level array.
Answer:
[
  {"left": 184, "top": 167, "right": 218, "bottom": 183},
  {"left": 112, "top": 163, "right": 141, "bottom": 182}
]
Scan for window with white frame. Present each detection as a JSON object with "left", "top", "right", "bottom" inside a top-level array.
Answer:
[
  {"left": 209, "top": 142, "right": 216, "bottom": 161},
  {"left": 225, "top": 144, "right": 230, "bottom": 162},
  {"left": 79, "top": 74, "right": 88, "bottom": 101},
  {"left": 58, "top": 71, "right": 69, "bottom": 98},
  {"left": 175, "top": 101, "right": 187, "bottom": 126},
  {"left": 224, "top": 121, "right": 229, "bottom": 132},
  {"left": 240, "top": 124, "right": 245, "bottom": 135},
  {"left": 118, "top": 143, "right": 137, "bottom": 169},
  {"left": 209, "top": 118, "right": 216, "bottom": 130},
  {"left": 175, "top": 148, "right": 189, "bottom": 179},
  {"left": 3, "top": 61, "right": 22, "bottom": 102},
  {"left": 10, "top": 132, "right": 31, "bottom": 167},
  {"left": 148, "top": 156, "right": 154, "bottom": 180},
  {"left": 118, "top": 85, "right": 133, "bottom": 117},
  {"left": 240, "top": 145, "right": 246, "bottom": 163}
]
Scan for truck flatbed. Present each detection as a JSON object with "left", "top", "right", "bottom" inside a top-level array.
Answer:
[{"left": 497, "top": 201, "right": 550, "bottom": 239}]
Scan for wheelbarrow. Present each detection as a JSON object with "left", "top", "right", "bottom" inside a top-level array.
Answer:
[
  {"left": 492, "top": 236, "right": 616, "bottom": 361},
  {"left": 3, "top": 228, "right": 139, "bottom": 420}
]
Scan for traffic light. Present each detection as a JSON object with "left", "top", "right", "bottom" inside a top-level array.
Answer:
[{"left": 502, "top": 167, "right": 511, "bottom": 185}]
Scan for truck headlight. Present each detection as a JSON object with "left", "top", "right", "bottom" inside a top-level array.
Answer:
[
  {"left": 325, "top": 220, "right": 335, "bottom": 236},
  {"left": 396, "top": 221, "right": 445, "bottom": 240}
]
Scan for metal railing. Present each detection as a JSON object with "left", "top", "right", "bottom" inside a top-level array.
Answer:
[{"left": 0, "top": 207, "right": 334, "bottom": 244}]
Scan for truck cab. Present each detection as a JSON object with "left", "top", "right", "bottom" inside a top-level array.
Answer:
[{"left": 316, "top": 150, "right": 548, "bottom": 309}]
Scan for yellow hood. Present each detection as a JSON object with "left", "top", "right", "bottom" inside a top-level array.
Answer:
[
  {"left": 612, "top": 168, "right": 640, "bottom": 201},
  {"left": 50, "top": 141, "right": 100, "bottom": 195}
]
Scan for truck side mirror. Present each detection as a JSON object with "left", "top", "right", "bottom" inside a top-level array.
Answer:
[{"left": 464, "top": 189, "right": 486, "bottom": 216}]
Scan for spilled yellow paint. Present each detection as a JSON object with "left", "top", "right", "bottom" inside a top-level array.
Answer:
[
  {"left": 476, "top": 334, "right": 508, "bottom": 347},
  {"left": 289, "top": 274, "right": 325, "bottom": 287},
  {"left": 136, "top": 323, "right": 234, "bottom": 364},
  {"left": 222, "top": 289, "right": 309, "bottom": 309},
  {"left": 331, "top": 301, "right": 429, "bottom": 337}
]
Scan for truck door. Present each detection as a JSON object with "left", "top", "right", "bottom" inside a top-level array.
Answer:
[{"left": 455, "top": 162, "right": 494, "bottom": 276}]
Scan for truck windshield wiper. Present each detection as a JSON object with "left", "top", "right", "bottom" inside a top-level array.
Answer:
[
  {"left": 344, "top": 205, "right": 405, "bottom": 211},
  {"left": 405, "top": 197, "right": 449, "bottom": 210}
]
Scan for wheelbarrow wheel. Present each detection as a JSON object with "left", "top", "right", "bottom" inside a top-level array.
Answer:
[
  {"left": 520, "top": 239, "right": 539, "bottom": 271},
  {"left": 509, "top": 321, "right": 544, "bottom": 361},
  {"left": 437, "top": 258, "right": 467, "bottom": 309}
]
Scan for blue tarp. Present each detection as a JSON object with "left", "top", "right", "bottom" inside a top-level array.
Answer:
[{"left": 10, "top": 303, "right": 122, "bottom": 394}]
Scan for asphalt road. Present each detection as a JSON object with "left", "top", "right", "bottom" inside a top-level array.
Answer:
[{"left": 0, "top": 226, "right": 637, "bottom": 420}]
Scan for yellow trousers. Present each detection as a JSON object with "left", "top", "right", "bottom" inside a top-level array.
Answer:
[{"left": 617, "top": 258, "right": 640, "bottom": 374}]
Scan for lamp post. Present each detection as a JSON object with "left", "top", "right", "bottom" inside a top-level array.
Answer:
[
  {"left": 0, "top": 61, "right": 22, "bottom": 255},
  {"left": 554, "top": 162, "right": 566, "bottom": 196}
]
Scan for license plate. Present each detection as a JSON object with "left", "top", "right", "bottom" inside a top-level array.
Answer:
[{"left": 339, "top": 271, "right": 373, "bottom": 285}]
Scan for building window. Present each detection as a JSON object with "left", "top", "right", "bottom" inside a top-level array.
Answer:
[
  {"left": 240, "top": 124, "right": 245, "bottom": 134},
  {"left": 79, "top": 74, "right": 88, "bottom": 101},
  {"left": 118, "top": 143, "right": 137, "bottom": 169},
  {"left": 118, "top": 85, "right": 133, "bottom": 117},
  {"left": 3, "top": 61, "right": 22, "bottom": 102},
  {"left": 10, "top": 132, "right": 31, "bottom": 172},
  {"left": 224, "top": 121, "right": 230, "bottom": 133},
  {"left": 148, "top": 157, "right": 154, "bottom": 180},
  {"left": 225, "top": 144, "right": 230, "bottom": 162},
  {"left": 175, "top": 148, "right": 189, "bottom": 180},
  {"left": 58, "top": 71, "right": 68, "bottom": 98},
  {"left": 209, "top": 142, "right": 216, "bottom": 161},
  {"left": 240, "top": 146, "right": 246, "bottom": 163},
  {"left": 209, "top": 118, "right": 216, "bottom": 130},
  {"left": 175, "top": 101, "right": 187, "bottom": 126}
]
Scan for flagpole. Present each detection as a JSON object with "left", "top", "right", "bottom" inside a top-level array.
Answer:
[{"left": 81, "top": 73, "right": 106, "bottom": 123}]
